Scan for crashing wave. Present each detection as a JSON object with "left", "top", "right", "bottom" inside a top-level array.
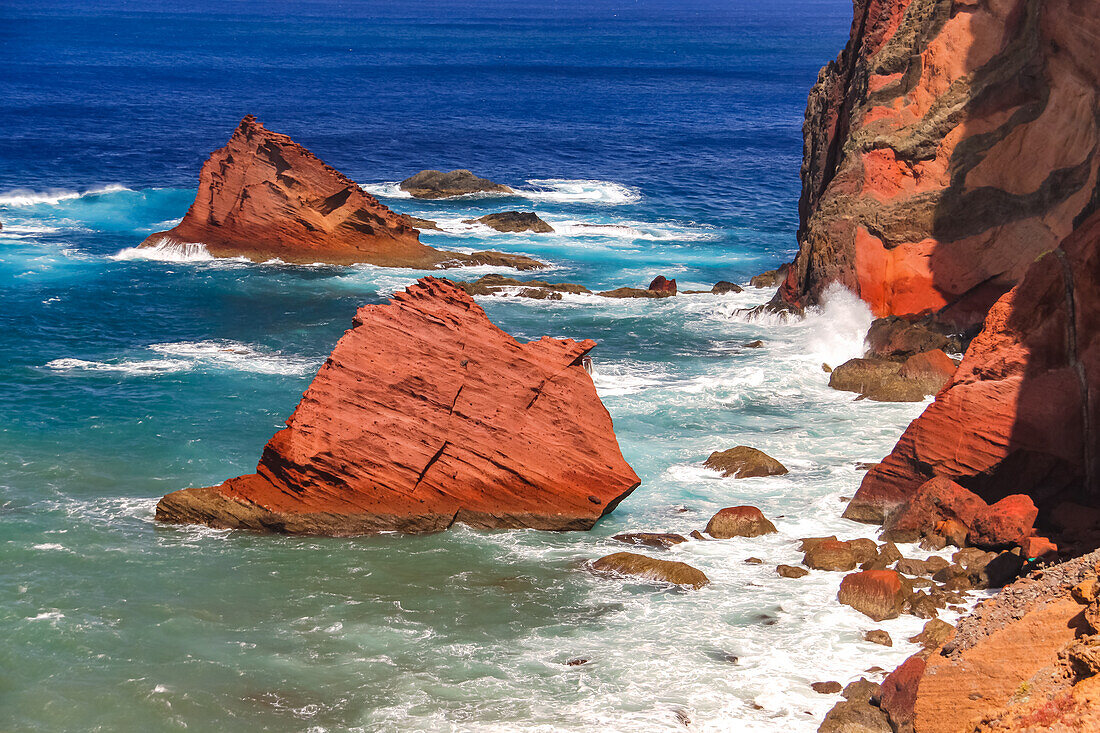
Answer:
[{"left": 0, "top": 184, "right": 132, "bottom": 207}]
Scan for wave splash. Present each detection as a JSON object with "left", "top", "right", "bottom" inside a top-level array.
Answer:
[
  {"left": 45, "top": 340, "right": 320, "bottom": 377},
  {"left": 0, "top": 184, "right": 132, "bottom": 207},
  {"left": 360, "top": 178, "right": 640, "bottom": 205},
  {"left": 111, "top": 238, "right": 216, "bottom": 263}
]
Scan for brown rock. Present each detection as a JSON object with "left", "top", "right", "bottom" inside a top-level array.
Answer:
[
  {"left": 864, "top": 629, "right": 892, "bottom": 647},
  {"left": 804, "top": 539, "right": 859, "bottom": 572},
  {"left": 155, "top": 278, "right": 639, "bottom": 534},
  {"left": 744, "top": 556, "right": 764, "bottom": 565},
  {"left": 590, "top": 552, "right": 709, "bottom": 589},
  {"left": 749, "top": 264, "right": 788, "bottom": 289},
  {"left": 399, "top": 169, "right": 513, "bottom": 199},
  {"left": 908, "top": 619, "right": 955, "bottom": 651},
  {"left": 703, "top": 446, "right": 788, "bottom": 479},
  {"left": 838, "top": 570, "right": 908, "bottom": 621},
  {"left": 704, "top": 506, "right": 778, "bottom": 539},
  {"left": 596, "top": 287, "right": 672, "bottom": 299},
  {"left": 139, "top": 118, "right": 539, "bottom": 270},
  {"left": 711, "top": 281, "right": 743, "bottom": 294},
  {"left": 829, "top": 351, "right": 953, "bottom": 402},
  {"left": 612, "top": 533, "right": 688, "bottom": 549},
  {"left": 647, "top": 276, "right": 677, "bottom": 295},
  {"left": 865, "top": 317, "right": 960, "bottom": 360},
  {"left": 777, "top": 564, "right": 809, "bottom": 579},
  {"left": 464, "top": 211, "right": 554, "bottom": 233},
  {"left": 455, "top": 274, "right": 590, "bottom": 300},
  {"left": 406, "top": 216, "right": 441, "bottom": 231},
  {"left": 799, "top": 536, "right": 838, "bottom": 552},
  {"left": 743, "top": 340, "right": 764, "bottom": 348},
  {"left": 812, "top": 681, "right": 843, "bottom": 694}
]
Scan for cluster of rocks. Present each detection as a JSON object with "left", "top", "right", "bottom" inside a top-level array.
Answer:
[{"left": 451, "top": 274, "right": 750, "bottom": 302}]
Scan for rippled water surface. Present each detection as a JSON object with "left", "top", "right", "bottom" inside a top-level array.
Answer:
[{"left": 0, "top": 1, "right": 964, "bottom": 731}]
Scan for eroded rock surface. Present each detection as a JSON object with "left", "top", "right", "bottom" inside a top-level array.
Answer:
[{"left": 156, "top": 277, "right": 639, "bottom": 534}]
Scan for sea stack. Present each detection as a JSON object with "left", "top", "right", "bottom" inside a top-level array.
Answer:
[
  {"left": 139, "top": 117, "right": 541, "bottom": 269},
  {"left": 774, "top": 0, "right": 1100, "bottom": 328},
  {"left": 156, "top": 277, "right": 640, "bottom": 534}
]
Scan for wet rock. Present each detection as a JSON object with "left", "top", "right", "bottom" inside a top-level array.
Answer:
[
  {"left": 688, "top": 530, "right": 707, "bottom": 541},
  {"left": 907, "top": 592, "right": 940, "bottom": 620},
  {"left": 818, "top": 698, "right": 890, "bottom": 733},
  {"left": 647, "top": 275, "right": 677, "bottom": 295},
  {"left": 464, "top": 211, "right": 554, "bottom": 233},
  {"left": 749, "top": 264, "right": 788, "bottom": 288},
  {"left": 744, "top": 556, "right": 764, "bottom": 564},
  {"left": 406, "top": 216, "right": 441, "bottom": 231},
  {"left": 842, "top": 678, "right": 881, "bottom": 703},
  {"left": 565, "top": 658, "right": 589, "bottom": 666},
  {"left": 454, "top": 274, "right": 590, "bottom": 300},
  {"left": 743, "top": 340, "right": 764, "bottom": 348},
  {"left": 597, "top": 286, "right": 673, "bottom": 299},
  {"left": 703, "top": 446, "right": 788, "bottom": 479},
  {"left": 612, "top": 532, "right": 688, "bottom": 549},
  {"left": 865, "top": 630, "right": 892, "bottom": 647},
  {"left": 838, "top": 570, "right": 909, "bottom": 621},
  {"left": 864, "top": 317, "right": 961, "bottom": 360},
  {"left": 877, "top": 543, "right": 903, "bottom": 566},
  {"left": 705, "top": 649, "right": 740, "bottom": 664},
  {"left": 778, "top": 564, "right": 809, "bottom": 579},
  {"left": 878, "top": 655, "right": 925, "bottom": 732},
  {"left": 590, "top": 552, "right": 709, "bottom": 589},
  {"left": 829, "top": 351, "right": 954, "bottom": 402},
  {"left": 908, "top": 619, "right": 954, "bottom": 650},
  {"left": 812, "top": 681, "right": 843, "bottom": 694},
  {"left": 804, "top": 539, "right": 859, "bottom": 572},
  {"left": 799, "top": 536, "right": 838, "bottom": 552},
  {"left": 704, "top": 506, "right": 777, "bottom": 538},
  {"left": 712, "top": 281, "right": 743, "bottom": 294},
  {"left": 399, "top": 169, "right": 513, "bottom": 199},
  {"left": 848, "top": 538, "right": 879, "bottom": 564}
]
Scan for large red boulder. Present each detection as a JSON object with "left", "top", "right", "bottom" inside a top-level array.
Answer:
[
  {"left": 838, "top": 569, "right": 908, "bottom": 621},
  {"left": 968, "top": 495, "right": 1039, "bottom": 550},
  {"left": 878, "top": 654, "right": 926, "bottom": 732},
  {"left": 647, "top": 275, "right": 677, "bottom": 295},
  {"left": 140, "top": 116, "right": 540, "bottom": 270},
  {"left": 774, "top": 0, "right": 1100, "bottom": 328},
  {"left": 704, "top": 506, "right": 777, "bottom": 538},
  {"left": 846, "top": 210, "right": 1100, "bottom": 524},
  {"left": 156, "top": 277, "right": 640, "bottom": 534}
]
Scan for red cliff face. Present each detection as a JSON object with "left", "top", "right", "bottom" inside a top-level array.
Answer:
[
  {"left": 778, "top": 0, "right": 1100, "bottom": 327},
  {"left": 846, "top": 209, "right": 1099, "bottom": 524},
  {"left": 156, "top": 277, "right": 640, "bottom": 534},
  {"left": 140, "top": 117, "right": 540, "bottom": 270}
]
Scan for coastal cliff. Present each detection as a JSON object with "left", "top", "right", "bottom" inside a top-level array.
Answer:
[
  {"left": 140, "top": 117, "right": 540, "bottom": 269},
  {"left": 156, "top": 277, "right": 640, "bottom": 534},
  {"left": 777, "top": 0, "right": 1100, "bottom": 328}
]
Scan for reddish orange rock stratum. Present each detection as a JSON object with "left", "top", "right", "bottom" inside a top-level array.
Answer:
[
  {"left": 777, "top": 0, "right": 1100, "bottom": 326},
  {"left": 139, "top": 116, "right": 539, "bottom": 270},
  {"left": 156, "top": 277, "right": 640, "bottom": 534}
]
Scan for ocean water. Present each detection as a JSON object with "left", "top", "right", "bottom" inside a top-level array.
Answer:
[{"left": 0, "top": 2, "right": 964, "bottom": 731}]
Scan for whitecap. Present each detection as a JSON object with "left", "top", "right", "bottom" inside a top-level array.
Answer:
[
  {"left": 0, "top": 184, "right": 132, "bottom": 207},
  {"left": 45, "top": 341, "right": 319, "bottom": 378},
  {"left": 32, "top": 543, "right": 66, "bottom": 551},
  {"left": 520, "top": 179, "right": 641, "bottom": 205},
  {"left": 111, "top": 238, "right": 217, "bottom": 262},
  {"left": 44, "top": 357, "right": 193, "bottom": 375}
]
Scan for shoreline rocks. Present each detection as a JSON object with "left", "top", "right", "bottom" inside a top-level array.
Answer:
[
  {"left": 453, "top": 274, "right": 590, "bottom": 300},
  {"left": 704, "top": 506, "right": 777, "bottom": 539},
  {"left": 703, "top": 446, "right": 788, "bottom": 479},
  {"left": 399, "top": 169, "right": 513, "bottom": 199},
  {"left": 138, "top": 117, "right": 541, "bottom": 270},
  {"left": 464, "top": 211, "right": 553, "bottom": 233},
  {"left": 838, "top": 570, "right": 909, "bottom": 621},
  {"left": 155, "top": 277, "right": 639, "bottom": 534},
  {"left": 828, "top": 350, "right": 955, "bottom": 402},
  {"left": 590, "top": 552, "right": 709, "bottom": 589}
]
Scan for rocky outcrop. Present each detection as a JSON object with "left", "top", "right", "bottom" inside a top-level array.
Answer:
[
  {"left": 155, "top": 277, "right": 639, "bottom": 534},
  {"left": 828, "top": 349, "right": 956, "bottom": 401},
  {"left": 750, "top": 264, "right": 788, "bottom": 289},
  {"left": 703, "top": 446, "right": 788, "bottom": 478},
  {"left": 846, "top": 210, "right": 1100, "bottom": 526},
  {"left": 454, "top": 274, "right": 590, "bottom": 300},
  {"left": 704, "top": 506, "right": 778, "bottom": 538},
  {"left": 647, "top": 276, "right": 677, "bottom": 295},
  {"left": 139, "top": 117, "right": 540, "bottom": 269},
  {"left": 464, "top": 211, "right": 554, "bottom": 233},
  {"left": 589, "top": 552, "right": 710, "bottom": 589},
  {"left": 776, "top": 0, "right": 1100, "bottom": 329},
  {"left": 399, "top": 169, "right": 513, "bottom": 199},
  {"left": 712, "top": 281, "right": 743, "bottom": 294}
]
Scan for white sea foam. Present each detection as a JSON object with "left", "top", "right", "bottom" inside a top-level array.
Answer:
[
  {"left": 0, "top": 224, "right": 62, "bottom": 236},
  {"left": 0, "top": 184, "right": 132, "bottom": 207},
  {"left": 111, "top": 238, "right": 218, "bottom": 262},
  {"left": 45, "top": 341, "right": 319, "bottom": 377},
  {"left": 801, "top": 282, "right": 876, "bottom": 368},
  {"left": 361, "top": 178, "right": 640, "bottom": 205},
  {"left": 32, "top": 543, "right": 66, "bottom": 551}
]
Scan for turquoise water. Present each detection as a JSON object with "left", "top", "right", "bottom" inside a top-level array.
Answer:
[{"left": 0, "top": 1, "right": 966, "bottom": 731}]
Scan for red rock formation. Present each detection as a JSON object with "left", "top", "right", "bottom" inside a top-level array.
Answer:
[
  {"left": 838, "top": 569, "right": 909, "bottom": 620},
  {"left": 156, "top": 277, "right": 639, "bottom": 534},
  {"left": 846, "top": 210, "right": 1100, "bottom": 524},
  {"left": 647, "top": 276, "right": 677, "bottom": 295},
  {"left": 140, "top": 117, "right": 540, "bottom": 269},
  {"left": 777, "top": 0, "right": 1100, "bottom": 328}
]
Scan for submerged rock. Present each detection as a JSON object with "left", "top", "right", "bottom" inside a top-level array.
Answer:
[
  {"left": 596, "top": 287, "right": 672, "bottom": 299},
  {"left": 139, "top": 117, "right": 540, "bottom": 270},
  {"left": 399, "top": 169, "right": 513, "bottom": 199},
  {"left": 704, "top": 506, "right": 778, "bottom": 539},
  {"left": 464, "top": 211, "right": 554, "bottom": 233},
  {"left": 812, "top": 681, "right": 843, "bottom": 694},
  {"left": 156, "top": 277, "right": 639, "bottom": 534},
  {"left": 590, "top": 552, "right": 709, "bottom": 589},
  {"left": 611, "top": 532, "right": 688, "bottom": 549},
  {"left": 777, "top": 564, "right": 808, "bottom": 579},
  {"left": 703, "top": 446, "right": 788, "bottom": 479}
]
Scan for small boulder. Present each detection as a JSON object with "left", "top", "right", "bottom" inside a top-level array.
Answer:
[
  {"left": 712, "top": 281, "right": 743, "bottom": 294},
  {"left": 829, "top": 352, "right": 953, "bottom": 402},
  {"left": 838, "top": 570, "right": 909, "bottom": 621},
  {"left": 777, "top": 564, "right": 809, "bottom": 578},
  {"left": 464, "top": 211, "right": 554, "bottom": 233},
  {"left": 812, "top": 681, "right": 843, "bottom": 694},
  {"left": 864, "top": 316, "right": 960, "bottom": 359},
  {"left": 704, "top": 506, "right": 778, "bottom": 538},
  {"left": 399, "top": 169, "right": 513, "bottom": 199},
  {"left": 908, "top": 619, "right": 954, "bottom": 650},
  {"left": 744, "top": 556, "right": 764, "bottom": 564},
  {"left": 749, "top": 264, "right": 789, "bottom": 288},
  {"left": 703, "top": 446, "right": 788, "bottom": 479},
  {"left": 590, "top": 552, "right": 709, "bottom": 589},
  {"left": 818, "top": 698, "right": 890, "bottom": 733},
  {"left": 865, "top": 630, "right": 893, "bottom": 647},
  {"left": 848, "top": 538, "right": 879, "bottom": 564},
  {"left": 804, "top": 539, "right": 859, "bottom": 571},
  {"left": 612, "top": 532, "right": 688, "bottom": 549},
  {"left": 647, "top": 275, "right": 677, "bottom": 295},
  {"left": 799, "top": 536, "right": 838, "bottom": 552},
  {"left": 881, "top": 477, "right": 988, "bottom": 543},
  {"left": 1022, "top": 535, "right": 1058, "bottom": 561},
  {"left": 688, "top": 530, "right": 707, "bottom": 541}
]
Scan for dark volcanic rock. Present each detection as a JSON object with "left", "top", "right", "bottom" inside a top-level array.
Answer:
[
  {"left": 464, "top": 211, "right": 554, "bottom": 233},
  {"left": 647, "top": 276, "right": 677, "bottom": 295},
  {"left": 611, "top": 532, "right": 688, "bottom": 549},
  {"left": 711, "top": 281, "right": 743, "bottom": 294},
  {"left": 399, "top": 169, "right": 513, "bottom": 199},
  {"left": 596, "top": 287, "right": 672, "bottom": 299},
  {"left": 156, "top": 278, "right": 639, "bottom": 535},
  {"left": 750, "top": 264, "right": 789, "bottom": 289}
]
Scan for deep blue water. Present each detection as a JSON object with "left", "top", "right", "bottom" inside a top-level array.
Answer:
[{"left": 0, "top": 3, "right": 959, "bottom": 732}]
